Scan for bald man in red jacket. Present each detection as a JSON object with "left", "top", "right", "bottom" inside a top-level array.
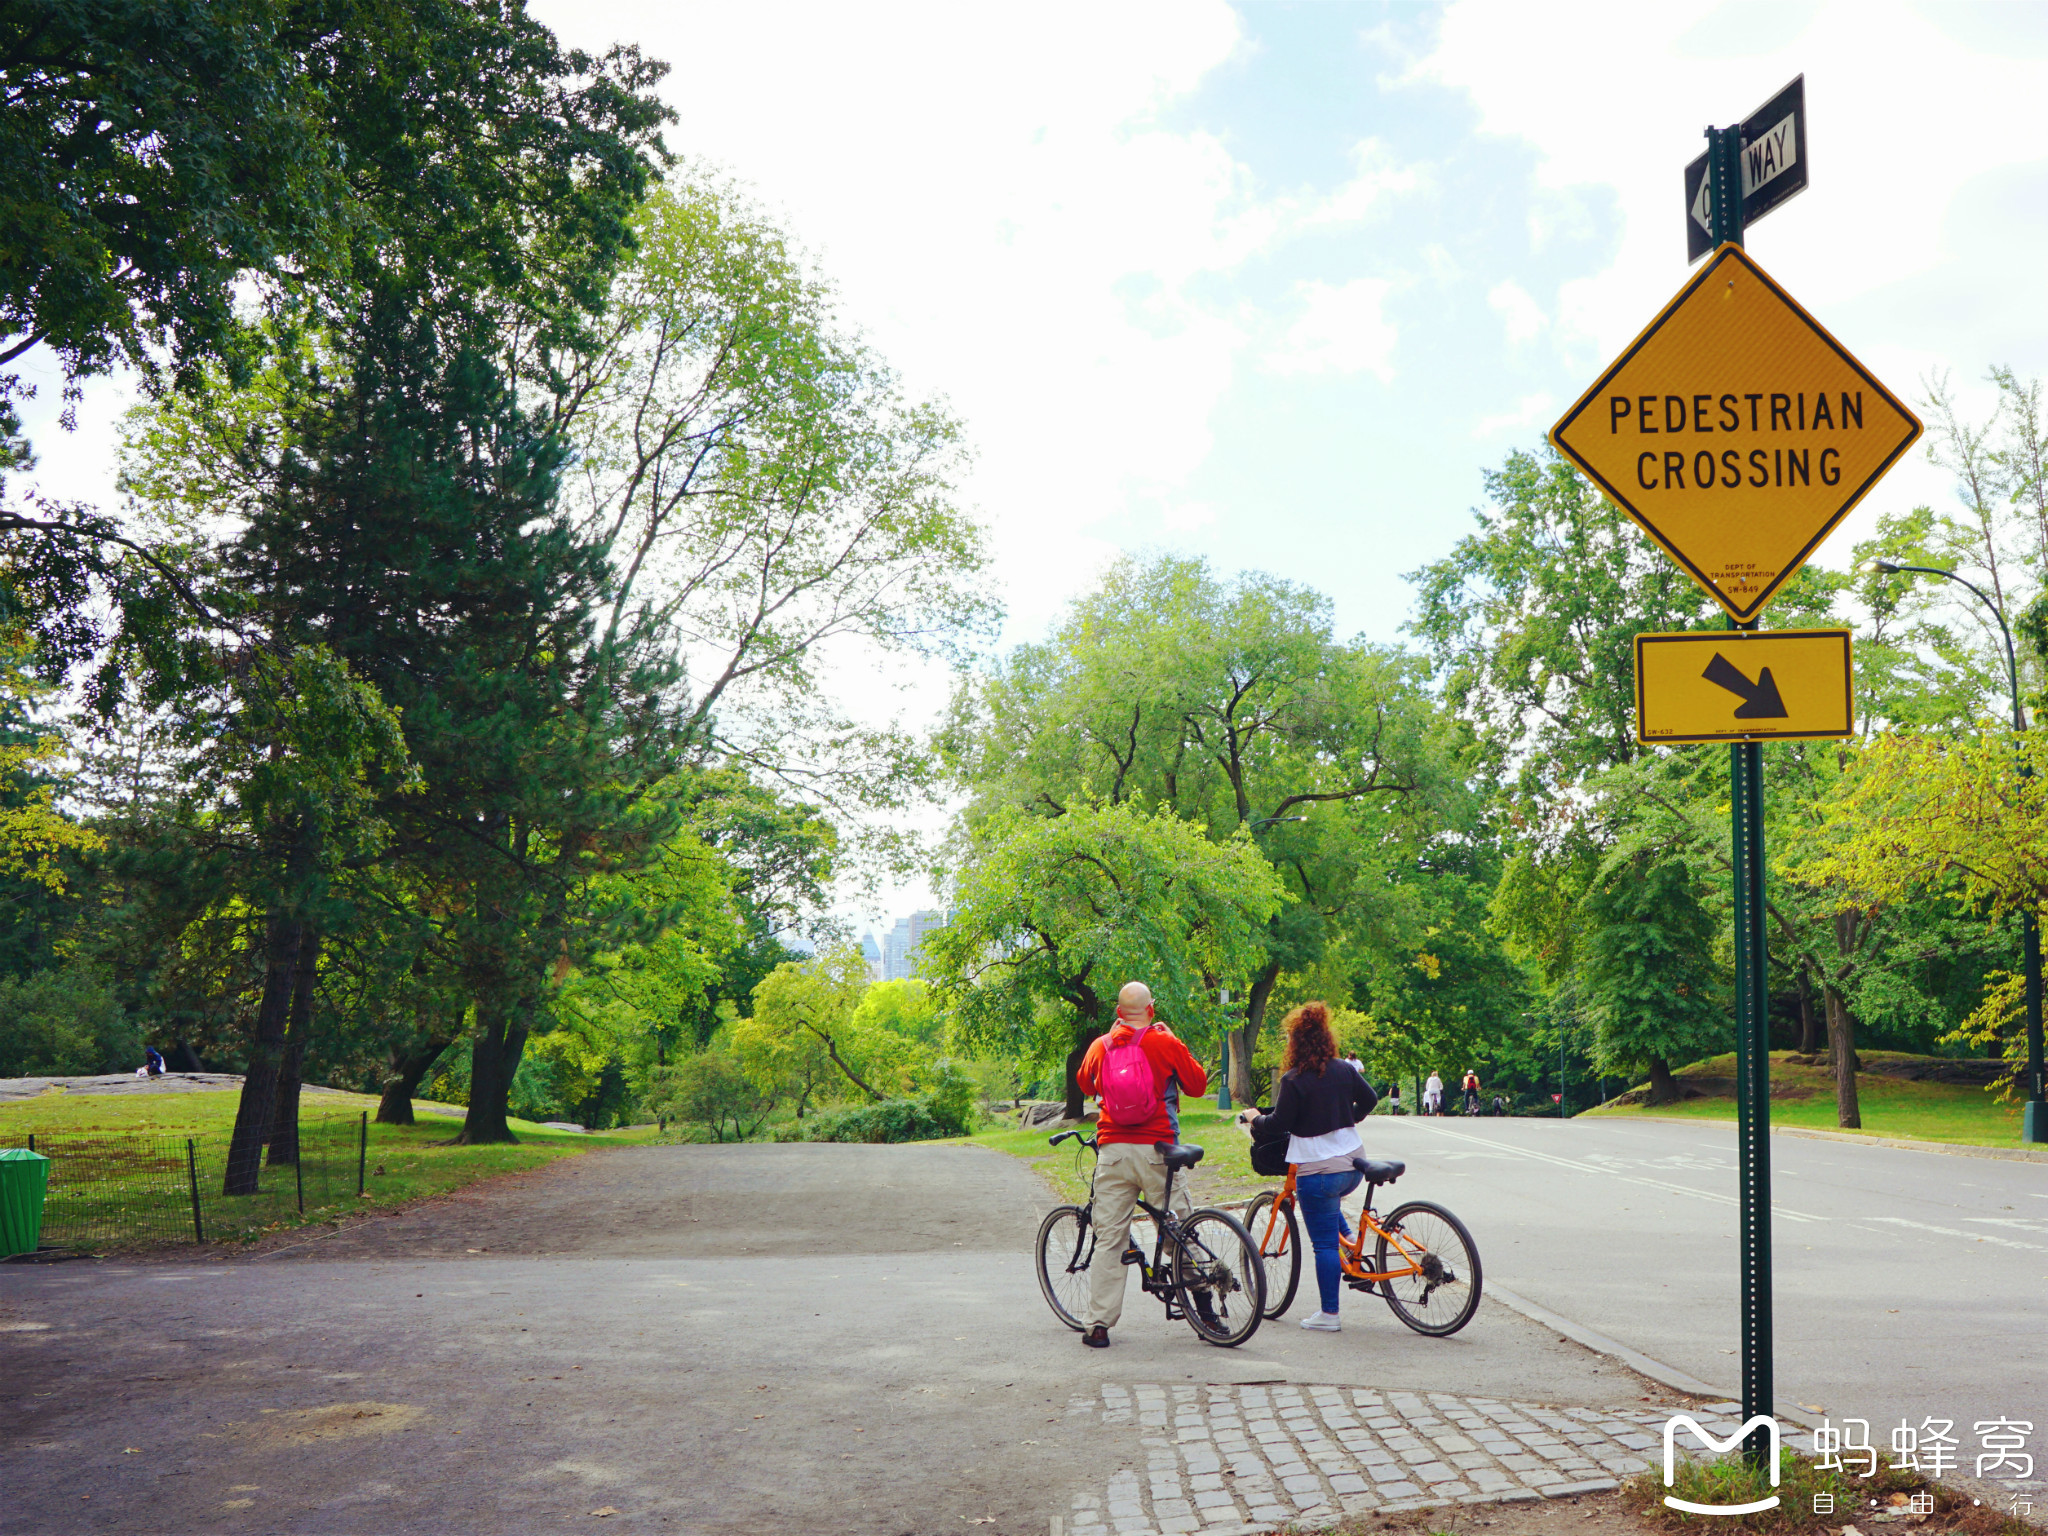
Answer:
[{"left": 1072, "top": 980, "right": 1208, "bottom": 1347}]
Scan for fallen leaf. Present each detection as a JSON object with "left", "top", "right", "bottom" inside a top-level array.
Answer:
[
  {"left": 753, "top": 1414, "right": 765, "bottom": 1420},
  {"left": 123, "top": 1448, "right": 140, "bottom": 1454},
  {"left": 591, "top": 1508, "right": 618, "bottom": 1518}
]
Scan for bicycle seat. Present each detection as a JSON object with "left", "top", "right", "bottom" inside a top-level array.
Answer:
[
  {"left": 1155, "top": 1142, "right": 1205, "bottom": 1171},
  {"left": 1351, "top": 1156, "right": 1404, "bottom": 1184}
]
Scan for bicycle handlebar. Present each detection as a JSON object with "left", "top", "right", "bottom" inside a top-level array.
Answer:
[{"left": 1048, "top": 1129, "right": 1099, "bottom": 1150}]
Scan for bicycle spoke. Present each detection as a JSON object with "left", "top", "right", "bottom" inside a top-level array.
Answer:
[
  {"left": 1035, "top": 1205, "right": 1095, "bottom": 1331},
  {"left": 1172, "top": 1209, "right": 1265, "bottom": 1347},
  {"left": 1374, "top": 1200, "right": 1482, "bottom": 1337}
]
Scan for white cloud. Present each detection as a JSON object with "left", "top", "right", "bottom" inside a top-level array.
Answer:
[
  {"left": 1264, "top": 278, "right": 1398, "bottom": 382},
  {"left": 1296, "top": 137, "right": 1427, "bottom": 229},
  {"left": 1472, "top": 392, "right": 1557, "bottom": 440},
  {"left": 1488, "top": 279, "right": 1548, "bottom": 346}
]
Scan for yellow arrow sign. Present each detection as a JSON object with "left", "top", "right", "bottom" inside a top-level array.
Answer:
[
  {"left": 1552, "top": 245, "right": 1920, "bottom": 622},
  {"left": 1635, "top": 629, "right": 1853, "bottom": 744}
]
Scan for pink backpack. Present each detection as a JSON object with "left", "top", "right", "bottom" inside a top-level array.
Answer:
[{"left": 1099, "top": 1026, "right": 1161, "bottom": 1127}]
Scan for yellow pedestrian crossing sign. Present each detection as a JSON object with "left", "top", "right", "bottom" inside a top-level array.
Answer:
[
  {"left": 1552, "top": 245, "right": 1920, "bottom": 622},
  {"left": 1635, "top": 629, "right": 1853, "bottom": 744}
]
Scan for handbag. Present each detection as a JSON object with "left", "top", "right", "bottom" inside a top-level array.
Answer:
[{"left": 1248, "top": 1107, "right": 1289, "bottom": 1177}]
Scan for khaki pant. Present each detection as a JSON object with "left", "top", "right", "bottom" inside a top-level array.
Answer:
[{"left": 1087, "top": 1141, "right": 1194, "bottom": 1328}]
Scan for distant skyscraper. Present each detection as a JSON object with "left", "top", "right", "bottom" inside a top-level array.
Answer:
[
  {"left": 859, "top": 931, "right": 883, "bottom": 982},
  {"left": 881, "top": 909, "right": 946, "bottom": 981}
]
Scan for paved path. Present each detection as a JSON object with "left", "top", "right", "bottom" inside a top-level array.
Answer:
[
  {"left": 5, "top": 1124, "right": 2034, "bottom": 1534},
  {"left": 3, "top": 1141, "right": 1665, "bottom": 1535},
  {"left": 1345, "top": 1115, "right": 2045, "bottom": 1495}
]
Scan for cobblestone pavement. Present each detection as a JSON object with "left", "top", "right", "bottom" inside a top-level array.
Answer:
[{"left": 1058, "top": 1382, "right": 1686, "bottom": 1536}]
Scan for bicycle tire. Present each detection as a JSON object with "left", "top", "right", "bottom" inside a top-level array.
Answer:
[
  {"left": 1374, "top": 1199, "right": 1482, "bottom": 1337},
  {"left": 1244, "top": 1191, "right": 1302, "bottom": 1320},
  {"left": 1035, "top": 1204, "right": 1095, "bottom": 1330},
  {"left": 1171, "top": 1207, "right": 1265, "bottom": 1347}
]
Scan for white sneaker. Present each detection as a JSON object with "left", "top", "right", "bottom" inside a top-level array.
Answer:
[{"left": 1299, "top": 1311, "right": 1341, "bottom": 1332}]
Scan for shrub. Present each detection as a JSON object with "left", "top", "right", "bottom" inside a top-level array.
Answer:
[
  {"left": 0, "top": 962, "right": 137, "bottom": 1077},
  {"left": 781, "top": 1067, "right": 977, "bottom": 1144},
  {"left": 647, "top": 1050, "right": 775, "bottom": 1142}
]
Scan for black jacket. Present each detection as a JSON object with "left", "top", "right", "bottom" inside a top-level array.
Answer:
[{"left": 1253, "top": 1060, "right": 1378, "bottom": 1142}]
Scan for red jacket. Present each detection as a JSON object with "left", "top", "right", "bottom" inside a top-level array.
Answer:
[{"left": 1077, "top": 1021, "right": 1208, "bottom": 1146}]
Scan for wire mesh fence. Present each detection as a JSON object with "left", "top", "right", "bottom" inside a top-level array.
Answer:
[{"left": 1, "top": 1111, "right": 367, "bottom": 1251}]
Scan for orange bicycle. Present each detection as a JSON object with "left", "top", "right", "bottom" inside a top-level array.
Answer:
[{"left": 1245, "top": 1155, "right": 1482, "bottom": 1336}]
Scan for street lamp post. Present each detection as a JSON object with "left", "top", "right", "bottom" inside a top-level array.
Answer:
[
  {"left": 1216, "top": 988, "right": 1233, "bottom": 1111},
  {"left": 1876, "top": 561, "right": 2047, "bottom": 1143}
]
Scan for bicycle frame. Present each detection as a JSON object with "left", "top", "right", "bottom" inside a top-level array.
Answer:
[
  {"left": 1055, "top": 1133, "right": 1220, "bottom": 1309},
  {"left": 1253, "top": 1163, "right": 1430, "bottom": 1285}
]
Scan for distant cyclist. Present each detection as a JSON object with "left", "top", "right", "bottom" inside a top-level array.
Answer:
[
  {"left": 1422, "top": 1071, "right": 1442, "bottom": 1116},
  {"left": 1461, "top": 1069, "right": 1481, "bottom": 1116}
]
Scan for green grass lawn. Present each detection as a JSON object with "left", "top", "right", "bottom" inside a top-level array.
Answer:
[
  {"left": 1583, "top": 1051, "right": 2030, "bottom": 1148},
  {"left": 0, "top": 1085, "right": 652, "bottom": 1251}
]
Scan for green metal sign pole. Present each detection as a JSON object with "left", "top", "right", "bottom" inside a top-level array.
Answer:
[{"left": 1708, "top": 121, "right": 1774, "bottom": 1462}]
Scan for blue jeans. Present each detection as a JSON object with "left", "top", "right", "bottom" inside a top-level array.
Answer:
[{"left": 1296, "top": 1169, "right": 1364, "bottom": 1315}]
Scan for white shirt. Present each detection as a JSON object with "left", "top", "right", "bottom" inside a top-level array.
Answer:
[
  {"left": 1287, "top": 1124, "right": 1364, "bottom": 1167},
  {"left": 1424, "top": 1074, "right": 1442, "bottom": 1096}
]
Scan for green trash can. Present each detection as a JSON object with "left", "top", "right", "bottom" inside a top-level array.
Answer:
[{"left": 0, "top": 1147, "right": 51, "bottom": 1257}]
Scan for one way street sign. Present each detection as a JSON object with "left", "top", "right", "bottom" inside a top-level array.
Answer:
[
  {"left": 1685, "top": 75, "right": 1807, "bottom": 263},
  {"left": 1635, "top": 629, "right": 1853, "bottom": 743}
]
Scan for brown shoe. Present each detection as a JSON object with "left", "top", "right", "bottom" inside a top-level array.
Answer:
[{"left": 1081, "top": 1325, "right": 1110, "bottom": 1348}]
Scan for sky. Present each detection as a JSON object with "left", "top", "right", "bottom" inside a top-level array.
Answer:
[{"left": 21, "top": 0, "right": 2048, "bottom": 941}]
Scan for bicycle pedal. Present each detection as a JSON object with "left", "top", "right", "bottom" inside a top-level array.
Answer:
[{"left": 1121, "top": 1247, "right": 1144, "bottom": 1265}]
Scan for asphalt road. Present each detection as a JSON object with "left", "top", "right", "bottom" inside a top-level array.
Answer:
[
  {"left": 1, "top": 1141, "right": 1648, "bottom": 1536},
  {"left": 1351, "top": 1114, "right": 2047, "bottom": 1452}
]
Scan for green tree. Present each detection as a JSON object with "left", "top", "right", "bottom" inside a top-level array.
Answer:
[
  {"left": 943, "top": 554, "right": 1464, "bottom": 1099},
  {"left": 1577, "top": 854, "right": 1724, "bottom": 1104},
  {"left": 647, "top": 1049, "right": 773, "bottom": 1142},
  {"left": 922, "top": 800, "right": 1286, "bottom": 1116}
]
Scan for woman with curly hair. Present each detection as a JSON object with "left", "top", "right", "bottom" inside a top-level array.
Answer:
[{"left": 1245, "top": 1001, "right": 1378, "bottom": 1330}]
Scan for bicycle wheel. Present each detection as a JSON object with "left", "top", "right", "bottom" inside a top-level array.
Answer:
[
  {"left": 1035, "top": 1204, "right": 1095, "bottom": 1330},
  {"left": 1171, "top": 1208, "right": 1265, "bottom": 1347},
  {"left": 1374, "top": 1200, "right": 1482, "bottom": 1337},
  {"left": 1244, "top": 1191, "right": 1302, "bottom": 1320}
]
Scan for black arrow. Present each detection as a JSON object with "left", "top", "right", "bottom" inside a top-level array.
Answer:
[{"left": 1702, "top": 652, "right": 1788, "bottom": 718}]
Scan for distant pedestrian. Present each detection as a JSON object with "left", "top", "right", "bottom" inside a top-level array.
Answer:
[
  {"left": 1387, "top": 1082, "right": 1404, "bottom": 1115},
  {"left": 1461, "top": 1069, "right": 1481, "bottom": 1116},
  {"left": 1490, "top": 1094, "right": 1508, "bottom": 1117},
  {"left": 1423, "top": 1071, "right": 1443, "bottom": 1116}
]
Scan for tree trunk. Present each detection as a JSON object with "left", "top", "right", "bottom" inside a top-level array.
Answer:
[
  {"left": 267, "top": 928, "right": 321, "bottom": 1166},
  {"left": 376, "top": 1032, "right": 458, "bottom": 1126},
  {"left": 1233, "top": 959, "right": 1282, "bottom": 1104},
  {"left": 1646, "top": 1056, "right": 1681, "bottom": 1105},
  {"left": 1062, "top": 1035, "right": 1090, "bottom": 1121},
  {"left": 223, "top": 908, "right": 305, "bottom": 1196},
  {"left": 1226, "top": 1028, "right": 1253, "bottom": 1112},
  {"left": 1824, "top": 983, "right": 1861, "bottom": 1128},
  {"left": 1796, "top": 968, "right": 1822, "bottom": 1054},
  {"left": 454, "top": 998, "right": 528, "bottom": 1144},
  {"left": 170, "top": 1041, "right": 204, "bottom": 1072}
]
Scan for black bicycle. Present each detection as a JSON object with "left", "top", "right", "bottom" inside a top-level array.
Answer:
[{"left": 1033, "top": 1131, "right": 1266, "bottom": 1347}]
